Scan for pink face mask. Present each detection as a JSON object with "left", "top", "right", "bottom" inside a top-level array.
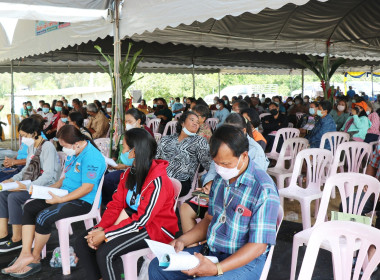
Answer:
[{"left": 214, "top": 155, "right": 242, "bottom": 181}]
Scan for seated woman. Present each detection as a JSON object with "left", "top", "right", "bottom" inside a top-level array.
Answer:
[
  {"left": 1, "top": 125, "right": 105, "bottom": 277},
  {"left": 241, "top": 108, "right": 266, "bottom": 150},
  {"left": 329, "top": 98, "right": 350, "bottom": 131},
  {"left": 364, "top": 102, "right": 380, "bottom": 143},
  {"left": 150, "top": 125, "right": 280, "bottom": 280},
  {"left": 262, "top": 102, "right": 288, "bottom": 152},
  {"left": 57, "top": 107, "right": 69, "bottom": 133},
  {"left": 0, "top": 144, "right": 28, "bottom": 182},
  {"left": 193, "top": 104, "right": 212, "bottom": 142},
  {"left": 341, "top": 101, "right": 372, "bottom": 142},
  {"left": 75, "top": 128, "right": 178, "bottom": 280},
  {"left": 0, "top": 118, "right": 60, "bottom": 253},
  {"left": 101, "top": 108, "right": 154, "bottom": 206},
  {"left": 154, "top": 98, "right": 173, "bottom": 134},
  {"left": 298, "top": 101, "right": 319, "bottom": 137},
  {"left": 157, "top": 111, "right": 211, "bottom": 197},
  {"left": 68, "top": 111, "right": 93, "bottom": 139}
]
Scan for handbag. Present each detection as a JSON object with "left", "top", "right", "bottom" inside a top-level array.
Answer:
[{"left": 22, "top": 140, "right": 45, "bottom": 181}]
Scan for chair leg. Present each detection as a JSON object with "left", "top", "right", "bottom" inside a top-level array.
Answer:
[
  {"left": 84, "top": 218, "right": 94, "bottom": 230},
  {"left": 300, "top": 201, "right": 311, "bottom": 230},
  {"left": 41, "top": 245, "right": 46, "bottom": 259},
  {"left": 290, "top": 239, "right": 302, "bottom": 280},
  {"left": 124, "top": 254, "right": 139, "bottom": 280},
  {"left": 314, "top": 199, "right": 320, "bottom": 218},
  {"left": 57, "top": 222, "right": 71, "bottom": 275}
]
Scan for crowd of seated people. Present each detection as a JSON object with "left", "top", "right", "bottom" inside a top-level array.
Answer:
[{"left": 2, "top": 90, "right": 380, "bottom": 279}]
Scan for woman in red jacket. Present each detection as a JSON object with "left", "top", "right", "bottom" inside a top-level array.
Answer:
[{"left": 75, "top": 128, "right": 178, "bottom": 280}]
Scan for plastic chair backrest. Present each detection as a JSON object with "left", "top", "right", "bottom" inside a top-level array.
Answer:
[
  {"left": 329, "top": 141, "right": 371, "bottom": 175},
  {"left": 288, "top": 148, "right": 333, "bottom": 190},
  {"left": 298, "top": 221, "right": 380, "bottom": 280},
  {"left": 259, "top": 113, "right": 271, "bottom": 119},
  {"left": 296, "top": 112, "right": 304, "bottom": 121},
  {"left": 319, "top": 131, "right": 349, "bottom": 154},
  {"left": 57, "top": 151, "right": 67, "bottom": 171},
  {"left": 94, "top": 138, "right": 110, "bottom": 157},
  {"left": 369, "top": 140, "right": 379, "bottom": 154},
  {"left": 268, "top": 128, "right": 300, "bottom": 156},
  {"left": 315, "top": 173, "right": 380, "bottom": 226},
  {"left": 148, "top": 118, "right": 161, "bottom": 134},
  {"left": 259, "top": 206, "right": 284, "bottom": 280},
  {"left": 177, "top": 164, "right": 200, "bottom": 207},
  {"left": 206, "top": 118, "right": 219, "bottom": 131},
  {"left": 273, "top": 137, "right": 308, "bottom": 170},
  {"left": 170, "top": 178, "right": 182, "bottom": 210},
  {"left": 211, "top": 110, "right": 217, "bottom": 117},
  {"left": 162, "top": 120, "right": 178, "bottom": 136},
  {"left": 154, "top": 133, "right": 162, "bottom": 142},
  {"left": 174, "top": 113, "right": 183, "bottom": 120},
  {"left": 288, "top": 123, "right": 294, "bottom": 128}
]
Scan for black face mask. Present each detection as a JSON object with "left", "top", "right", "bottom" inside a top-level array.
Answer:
[
  {"left": 157, "top": 105, "right": 164, "bottom": 110},
  {"left": 186, "top": 104, "right": 190, "bottom": 108},
  {"left": 270, "top": 109, "right": 278, "bottom": 116}
]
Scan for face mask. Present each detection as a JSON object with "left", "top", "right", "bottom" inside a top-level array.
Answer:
[
  {"left": 337, "top": 105, "right": 345, "bottom": 112},
  {"left": 157, "top": 105, "right": 164, "bottom": 110},
  {"left": 213, "top": 100, "right": 218, "bottom": 104},
  {"left": 274, "top": 101, "right": 279, "bottom": 105},
  {"left": 270, "top": 109, "right": 278, "bottom": 116},
  {"left": 55, "top": 106, "right": 62, "bottom": 112},
  {"left": 231, "top": 110, "right": 237, "bottom": 114},
  {"left": 61, "top": 118, "right": 68, "bottom": 123},
  {"left": 182, "top": 126, "right": 197, "bottom": 136},
  {"left": 260, "top": 98, "right": 265, "bottom": 103},
  {"left": 102, "top": 105, "right": 106, "bottom": 109},
  {"left": 317, "top": 110, "right": 324, "bottom": 117},
  {"left": 352, "top": 99, "right": 356, "bottom": 103},
  {"left": 309, "top": 108, "right": 315, "bottom": 115},
  {"left": 83, "top": 105, "right": 87, "bottom": 108},
  {"left": 27, "top": 105, "right": 32, "bottom": 110},
  {"left": 42, "top": 108, "right": 49, "bottom": 113},
  {"left": 295, "top": 100, "right": 300, "bottom": 105},
  {"left": 224, "top": 100, "right": 228, "bottom": 105},
  {"left": 366, "top": 111, "right": 371, "bottom": 115},
  {"left": 216, "top": 104, "right": 221, "bottom": 110},
  {"left": 288, "top": 101, "right": 293, "bottom": 105},
  {"left": 153, "top": 104, "right": 157, "bottom": 108},
  {"left": 22, "top": 137, "right": 34, "bottom": 147},
  {"left": 120, "top": 149, "right": 134, "bottom": 166},
  {"left": 125, "top": 120, "right": 138, "bottom": 131},
  {"left": 215, "top": 155, "right": 242, "bottom": 181},
  {"left": 183, "top": 98, "right": 187, "bottom": 103},
  {"left": 62, "top": 146, "right": 76, "bottom": 157},
  {"left": 106, "top": 108, "right": 112, "bottom": 113},
  {"left": 303, "top": 99, "right": 308, "bottom": 103}
]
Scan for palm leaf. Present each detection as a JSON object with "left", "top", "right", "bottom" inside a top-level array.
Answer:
[{"left": 329, "top": 58, "right": 346, "bottom": 79}]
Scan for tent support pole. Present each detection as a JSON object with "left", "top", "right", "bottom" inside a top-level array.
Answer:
[
  {"left": 192, "top": 63, "right": 195, "bottom": 98},
  {"left": 10, "top": 60, "right": 16, "bottom": 150},
  {"left": 218, "top": 71, "right": 221, "bottom": 98},
  {"left": 301, "top": 69, "right": 305, "bottom": 98},
  {"left": 371, "top": 66, "right": 374, "bottom": 98}
]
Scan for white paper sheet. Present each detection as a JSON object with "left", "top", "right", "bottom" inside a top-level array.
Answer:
[
  {"left": 30, "top": 185, "right": 68, "bottom": 199},
  {"left": 0, "top": 180, "right": 31, "bottom": 191},
  {"left": 103, "top": 156, "right": 118, "bottom": 167}
]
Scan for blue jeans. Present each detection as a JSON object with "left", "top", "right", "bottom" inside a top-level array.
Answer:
[{"left": 148, "top": 245, "right": 267, "bottom": 280}]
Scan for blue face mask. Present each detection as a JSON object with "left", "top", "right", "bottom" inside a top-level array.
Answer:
[
  {"left": 42, "top": 108, "right": 49, "bottom": 113},
  {"left": 120, "top": 149, "right": 135, "bottom": 166},
  {"left": 183, "top": 126, "right": 197, "bottom": 136},
  {"left": 317, "top": 110, "right": 324, "bottom": 117},
  {"left": 55, "top": 106, "right": 62, "bottom": 112},
  {"left": 61, "top": 118, "right": 68, "bottom": 123},
  {"left": 309, "top": 108, "right": 315, "bottom": 115}
]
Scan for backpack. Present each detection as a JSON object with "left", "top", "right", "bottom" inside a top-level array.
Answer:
[{"left": 23, "top": 140, "right": 45, "bottom": 181}]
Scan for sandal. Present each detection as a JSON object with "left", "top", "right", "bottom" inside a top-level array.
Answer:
[
  {"left": 10, "top": 262, "right": 41, "bottom": 279},
  {"left": 1, "top": 257, "right": 18, "bottom": 274}
]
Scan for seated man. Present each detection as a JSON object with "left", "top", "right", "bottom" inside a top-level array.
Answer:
[
  {"left": 86, "top": 103, "right": 110, "bottom": 139},
  {"left": 305, "top": 100, "right": 336, "bottom": 149},
  {"left": 149, "top": 125, "right": 280, "bottom": 280}
]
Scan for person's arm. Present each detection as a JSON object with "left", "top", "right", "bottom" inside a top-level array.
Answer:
[
  {"left": 196, "top": 137, "right": 212, "bottom": 171},
  {"left": 352, "top": 115, "right": 369, "bottom": 129},
  {"left": 262, "top": 116, "right": 280, "bottom": 131},
  {"left": 48, "top": 177, "right": 64, "bottom": 189},
  {"left": 47, "top": 183, "right": 94, "bottom": 204},
  {"left": 202, "top": 161, "right": 215, "bottom": 187},
  {"left": 4, "top": 158, "right": 26, "bottom": 167}
]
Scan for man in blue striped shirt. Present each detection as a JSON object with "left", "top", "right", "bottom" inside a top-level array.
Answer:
[{"left": 149, "top": 125, "right": 280, "bottom": 279}]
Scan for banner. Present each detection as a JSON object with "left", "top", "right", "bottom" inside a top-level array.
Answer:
[{"left": 35, "top": 21, "right": 70, "bottom": 36}]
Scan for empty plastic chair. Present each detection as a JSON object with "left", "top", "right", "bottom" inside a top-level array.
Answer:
[
  {"left": 174, "top": 113, "right": 183, "bottom": 120},
  {"left": 266, "top": 128, "right": 300, "bottom": 161},
  {"left": 206, "top": 118, "right": 219, "bottom": 131},
  {"left": 94, "top": 138, "right": 110, "bottom": 157},
  {"left": 298, "top": 221, "right": 380, "bottom": 280},
  {"left": 267, "top": 138, "right": 308, "bottom": 190},
  {"left": 147, "top": 118, "right": 161, "bottom": 134},
  {"left": 162, "top": 120, "right": 177, "bottom": 136},
  {"left": 120, "top": 178, "right": 182, "bottom": 280},
  {"left": 369, "top": 140, "right": 379, "bottom": 154},
  {"left": 154, "top": 133, "right": 162, "bottom": 142},
  {"left": 319, "top": 131, "right": 349, "bottom": 153},
  {"left": 290, "top": 173, "right": 380, "bottom": 280},
  {"left": 278, "top": 148, "right": 333, "bottom": 229},
  {"left": 259, "top": 113, "right": 271, "bottom": 119}
]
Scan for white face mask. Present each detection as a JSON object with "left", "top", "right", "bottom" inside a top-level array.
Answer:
[
  {"left": 125, "top": 120, "right": 138, "bottom": 131},
  {"left": 337, "top": 105, "right": 345, "bottom": 112},
  {"left": 106, "top": 108, "right": 112, "bottom": 113},
  {"left": 303, "top": 99, "right": 308, "bottom": 103},
  {"left": 182, "top": 126, "right": 197, "bottom": 136},
  {"left": 213, "top": 100, "right": 218, "bottom": 104},
  {"left": 260, "top": 98, "right": 265, "bottom": 103},
  {"left": 62, "top": 146, "right": 76, "bottom": 157},
  {"left": 215, "top": 155, "right": 242, "bottom": 181},
  {"left": 22, "top": 137, "right": 34, "bottom": 147},
  {"left": 366, "top": 111, "right": 371, "bottom": 115},
  {"left": 288, "top": 101, "right": 293, "bottom": 105},
  {"left": 216, "top": 104, "right": 221, "bottom": 110}
]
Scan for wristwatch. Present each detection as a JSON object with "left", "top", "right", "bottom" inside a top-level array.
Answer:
[{"left": 216, "top": 263, "right": 223, "bottom": 276}]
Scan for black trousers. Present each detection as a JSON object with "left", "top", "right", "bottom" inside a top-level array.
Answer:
[
  {"left": 179, "top": 179, "right": 192, "bottom": 197},
  {"left": 22, "top": 199, "right": 92, "bottom": 234},
  {"left": 75, "top": 228, "right": 150, "bottom": 280}
]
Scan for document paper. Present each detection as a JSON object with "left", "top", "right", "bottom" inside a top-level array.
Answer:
[
  {"left": 0, "top": 180, "right": 31, "bottom": 191},
  {"left": 30, "top": 185, "right": 68, "bottom": 200}
]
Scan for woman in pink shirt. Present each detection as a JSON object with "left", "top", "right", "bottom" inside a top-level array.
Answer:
[{"left": 364, "top": 102, "right": 380, "bottom": 143}]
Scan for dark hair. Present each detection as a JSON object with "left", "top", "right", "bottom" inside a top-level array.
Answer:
[
  {"left": 57, "top": 125, "right": 98, "bottom": 150},
  {"left": 217, "top": 98, "right": 225, "bottom": 107},
  {"left": 126, "top": 108, "right": 146, "bottom": 125},
  {"left": 56, "top": 100, "right": 63, "bottom": 107},
  {"left": 175, "top": 97, "right": 180, "bottom": 102},
  {"left": 234, "top": 100, "right": 249, "bottom": 112},
  {"left": 241, "top": 108, "right": 260, "bottom": 128},
  {"left": 18, "top": 117, "right": 43, "bottom": 138},
  {"left": 176, "top": 111, "right": 198, "bottom": 134},
  {"left": 72, "top": 99, "right": 80, "bottom": 105},
  {"left": 39, "top": 100, "right": 45, "bottom": 104},
  {"left": 319, "top": 101, "right": 333, "bottom": 114},
  {"left": 26, "top": 101, "right": 32, "bottom": 106},
  {"left": 210, "top": 125, "right": 249, "bottom": 158},
  {"left": 157, "top": 98, "right": 168, "bottom": 109},
  {"left": 196, "top": 98, "right": 208, "bottom": 107},
  {"left": 43, "top": 103, "right": 50, "bottom": 108},
  {"left": 225, "top": 113, "right": 253, "bottom": 138},
  {"left": 141, "top": 99, "right": 146, "bottom": 105},
  {"left": 193, "top": 104, "right": 210, "bottom": 119},
  {"left": 61, "top": 107, "right": 69, "bottom": 116},
  {"left": 69, "top": 111, "right": 84, "bottom": 128},
  {"left": 124, "top": 128, "right": 157, "bottom": 194},
  {"left": 29, "top": 114, "right": 47, "bottom": 134},
  {"left": 269, "top": 102, "right": 279, "bottom": 108},
  {"left": 94, "top": 100, "right": 105, "bottom": 113}
]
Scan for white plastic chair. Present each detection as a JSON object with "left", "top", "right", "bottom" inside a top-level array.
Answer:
[
  {"left": 266, "top": 128, "right": 300, "bottom": 161},
  {"left": 94, "top": 138, "right": 110, "bottom": 157},
  {"left": 174, "top": 113, "right": 182, "bottom": 120},
  {"left": 57, "top": 151, "right": 67, "bottom": 171},
  {"left": 211, "top": 110, "right": 217, "bottom": 117},
  {"left": 154, "top": 133, "right": 162, "bottom": 143},
  {"left": 290, "top": 173, "right": 380, "bottom": 280},
  {"left": 205, "top": 118, "right": 219, "bottom": 131},
  {"left": 267, "top": 138, "right": 308, "bottom": 190},
  {"left": 147, "top": 118, "right": 161, "bottom": 134},
  {"left": 177, "top": 165, "right": 200, "bottom": 208},
  {"left": 54, "top": 174, "right": 105, "bottom": 275},
  {"left": 298, "top": 221, "right": 380, "bottom": 280},
  {"left": 296, "top": 112, "right": 304, "bottom": 121},
  {"left": 259, "top": 113, "right": 271, "bottom": 119},
  {"left": 319, "top": 131, "right": 350, "bottom": 154},
  {"left": 278, "top": 148, "right": 333, "bottom": 229},
  {"left": 120, "top": 178, "right": 182, "bottom": 280},
  {"left": 162, "top": 120, "right": 177, "bottom": 136},
  {"left": 259, "top": 206, "right": 284, "bottom": 280},
  {"left": 369, "top": 140, "right": 379, "bottom": 154}
]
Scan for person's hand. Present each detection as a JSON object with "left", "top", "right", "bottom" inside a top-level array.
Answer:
[
  {"left": 351, "top": 108, "right": 357, "bottom": 115},
  {"left": 46, "top": 192, "right": 63, "bottom": 204},
  {"left": 181, "top": 253, "right": 218, "bottom": 277},
  {"left": 265, "top": 121, "right": 269, "bottom": 123},
  {"left": 8, "top": 181, "right": 27, "bottom": 192},
  {"left": 1, "top": 179, "right": 14, "bottom": 184},
  {"left": 86, "top": 230, "right": 106, "bottom": 248},
  {"left": 202, "top": 181, "right": 212, "bottom": 195},
  {"left": 46, "top": 130, "right": 52, "bottom": 134},
  {"left": 3, "top": 157, "right": 13, "bottom": 168},
  {"left": 170, "top": 238, "right": 186, "bottom": 253}
]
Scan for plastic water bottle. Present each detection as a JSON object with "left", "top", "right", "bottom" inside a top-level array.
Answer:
[
  {"left": 285, "top": 211, "right": 299, "bottom": 221},
  {"left": 49, "top": 246, "right": 77, "bottom": 268}
]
